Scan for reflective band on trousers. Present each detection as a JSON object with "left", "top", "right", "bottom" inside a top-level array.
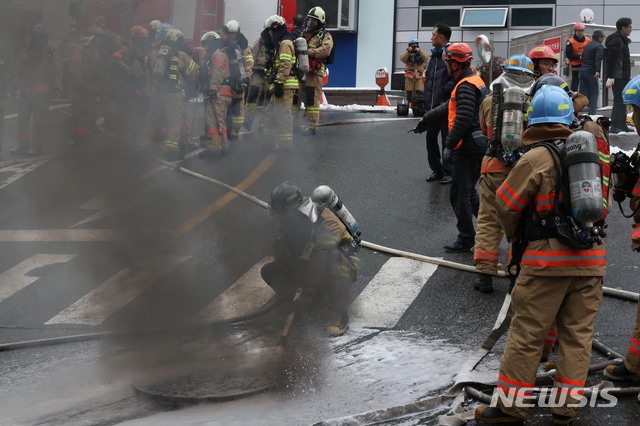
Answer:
[{"left": 521, "top": 249, "right": 606, "bottom": 267}]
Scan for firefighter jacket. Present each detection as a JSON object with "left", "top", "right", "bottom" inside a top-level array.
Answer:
[
  {"left": 148, "top": 49, "right": 198, "bottom": 93},
  {"left": 274, "top": 207, "right": 359, "bottom": 289},
  {"left": 14, "top": 46, "right": 61, "bottom": 95},
  {"left": 423, "top": 46, "right": 454, "bottom": 110},
  {"left": 400, "top": 47, "right": 428, "bottom": 79},
  {"left": 479, "top": 94, "right": 510, "bottom": 174},
  {"left": 209, "top": 49, "right": 233, "bottom": 98},
  {"left": 496, "top": 123, "right": 607, "bottom": 276},
  {"left": 273, "top": 38, "right": 298, "bottom": 90},
  {"left": 605, "top": 30, "right": 631, "bottom": 80},
  {"left": 108, "top": 44, "right": 148, "bottom": 98},
  {"left": 305, "top": 30, "right": 333, "bottom": 77},
  {"left": 241, "top": 45, "right": 254, "bottom": 81},
  {"left": 566, "top": 35, "right": 589, "bottom": 68}
]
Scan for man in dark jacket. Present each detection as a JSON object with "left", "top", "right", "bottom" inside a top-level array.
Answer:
[
  {"left": 422, "top": 23, "right": 454, "bottom": 184},
  {"left": 579, "top": 29, "right": 605, "bottom": 115},
  {"left": 605, "top": 17, "right": 632, "bottom": 133},
  {"left": 414, "top": 43, "right": 488, "bottom": 252}
]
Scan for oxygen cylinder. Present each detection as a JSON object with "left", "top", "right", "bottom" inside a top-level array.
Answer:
[
  {"left": 311, "top": 185, "right": 360, "bottom": 238},
  {"left": 565, "top": 130, "right": 604, "bottom": 227},
  {"left": 153, "top": 44, "right": 171, "bottom": 80},
  {"left": 500, "top": 86, "right": 526, "bottom": 153},
  {"left": 294, "top": 37, "right": 309, "bottom": 78}
]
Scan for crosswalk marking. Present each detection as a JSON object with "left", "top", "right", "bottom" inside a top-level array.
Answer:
[
  {"left": 192, "top": 257, "right": 275, "bottom": 323},
  {"left": 0, "top": 254, "right": 77, "bottom": 303},
  {"left": 351, "top": 257, "right": 439, "bottom": 329},
  {"left": 45, "top": 255, "right": 190, "bottom": 326},
  {"left": 0, "top": 158, "right": 52, "bottom": 191},
  {"left": 0, "top": 229, "right": 175, "bottom": 242}
]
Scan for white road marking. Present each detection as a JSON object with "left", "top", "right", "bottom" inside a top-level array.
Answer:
[
  {"left": 0, "top": 158, "right": 52, "bottom": 190},
  {"left": 351, "top": 257, "right": 439, "bottom": 329},
  {"left": 45, "top": 255, "right": 190, "bottom": 326},
  {"left": 192, "top": 257, "right": 275, "bottom": 323},
  {"left": 0, "top": 254, "right": 77, "bottom": 303},
  {"left": 0, "top": 229, "right": 175, "bottom": 242}
]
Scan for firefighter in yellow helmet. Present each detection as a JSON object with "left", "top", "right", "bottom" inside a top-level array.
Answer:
[
  {"left": 400, "top": 37, "right": 428, "bottom": 106},
  {"left": 302, "top": 7, "right": 333, "bottom": 135}
]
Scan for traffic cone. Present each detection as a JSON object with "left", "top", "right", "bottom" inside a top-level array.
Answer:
[{"left": 375, "top": 90, "right": 391, "bottom": 106}]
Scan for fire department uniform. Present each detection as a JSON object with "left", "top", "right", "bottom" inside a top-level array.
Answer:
[
  {"left": 303, "top": 30, "right": 333, "bottom": 131},
  {"left": 494, "top": 123, "right": 605, "bottom": 420},
  {"left": 244, "top": 36, "right": 270, "bottom": 131},
  {"left": 144, "top": 49, "right": 198, "bottom": 154},
  {"left": 264, "top": 37, "right": 297, "bottom": 149},
  {"left": 228, "top": 45, "right": 253, "bottom": 137},
  {"left": 399, "top": 47, "right": 428, "bottom": 99},
  {"left": 14, "top": 45, "right": 61, "bottom": 155},
  {"left": 206, "top": 47, "right": 233, "bottom": 152}
]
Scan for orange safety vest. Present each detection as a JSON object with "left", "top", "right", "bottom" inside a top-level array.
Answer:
[
  {"left": 448, "top": 73, "right": 486, "bottom": 149},
  {"left": 568, "top": 37, "right": 590, "bottom": 67}
]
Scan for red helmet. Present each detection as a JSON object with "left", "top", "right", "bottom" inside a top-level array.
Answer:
[
  {"left": 130, "top": 25, "right": 149, "bottom": 40},
  {"left": 444, "top": 42, "right": 473, "bottom": 63},
  {"left": 574, "top": 22, "right": 586, "bottom": 31},
  {"left": 527, "top": 45, "right": 558, "bottom": 63}
]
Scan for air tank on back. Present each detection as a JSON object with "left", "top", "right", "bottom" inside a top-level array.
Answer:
[{"left": 565, "top": 130, "right": 603, "bottom": 227}]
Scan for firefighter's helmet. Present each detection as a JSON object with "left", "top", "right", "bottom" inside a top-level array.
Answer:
[
  {"left": 149, "top": 20, "right": 162, "bottom": 32},
  {"left": 623, "top": 75, "right": 640, "bottom": 107},
  {"left": 444, "top": 43, "right": 473, "bottom": 63},
  {"left": 408, "top": 37, "right": 418, "bottom": 45},
  {"left": 130, "top": 25, "right": 149, "bottom": 40},
  {"left": 527, "top": 45, "right": 558, "bottom": 63},
  {"left": 307, "top": 7, "right": 326, "bottom": 24},
  {"left": 503, "top": 54, "right": 535, "bottom": 76},
  {"left": 269, "top": 182, "right": 304, "bottom": 212},
  {"left": 226, "top": 20, "right": 241, "bottom": 33},
  {"left": 201, "top": 31, "right": 221, "bottom": 45},
  {"left": 264, "top": 15, "right": 286, "bottom": 30},
  {"left": 164, "top": 28, "right": 184, "bottom": 43},
  {"left": 574, "top": 22, "right": 586, "bottom": 31},
  {"left": 32, "top": 23, "right": 48, "bottom": 38},
  {"left": 527, "top": 85, "right": 574, "bottom": 126},
  {"left": 529, "top": 73, "right": 572, "bottom": 98}
]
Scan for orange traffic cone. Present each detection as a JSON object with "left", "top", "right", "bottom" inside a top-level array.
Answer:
[{"left": 375, "top": 90, "right": 391, "bottom": 106}]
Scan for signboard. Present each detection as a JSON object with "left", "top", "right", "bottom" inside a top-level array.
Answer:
[{"left": 544, "top": 36, "right": 562, "bottom": 54}]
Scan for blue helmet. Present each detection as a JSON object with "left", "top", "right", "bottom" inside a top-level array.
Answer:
[
  {"left": 623, "top": 75, "right": 640, "bottom": 107},
  {"left": 155, "top": 23, "right": 174, "bottom": 40},
  {"left": 408, "top": 37, "right": 418, "bottom": 45},
  {"left": 503, "top": 54, "right": 535, "bottom": 76},
  {"left": 527, "top": 85, "right": 574, "bottom": 126}
]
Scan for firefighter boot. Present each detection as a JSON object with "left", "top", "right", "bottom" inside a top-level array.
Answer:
[
  {"left": 604, "top": 363, "right": 639, "bottom": 381},
  {"left": 327, "top": 310, "right": 349, "bottom": 337},
  {"left": 475, "top": 406, "right": 523, "bottom": 425},
  {"left": 473, "top": 273, "right": 494, "bottom": 293}
]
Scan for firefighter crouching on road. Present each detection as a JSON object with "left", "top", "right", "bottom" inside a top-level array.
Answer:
[
  {"left": 473, "top": 54, "right": 536, "bottom": 293},
  {"left": 143, "top": 28, "right": 198, "bottom": 158},
  {"left": 106, "top": 26, "right": 149, "bottom": 145},
  {"left": 263, "top": 15, "right": 297, "bottom": 150},
  {"left": 475, "top": 85, "right": 607, "bottom": 425},
  {"left": 222, "top": 20, "right": 252, "bottom": 139},
  {"left": 201, "top": 31, "right": 233, "bottom": 156},
  {"left": 11, "top": 24, "right": 61, "bottom": 157},
  {"left": 244, "top": 33, "right": 272, "bottom": 132},
  {"left": 400, "top": 37, "right": 428, "bottom": 106},
  {"left": 414, "top": 42, "right": 488, "bottom": 253},
  {"left": 303, "top": 7, "right": 333, "bottom": 135},
  {"left": 261, "top": 182, "right": 360, "bottom": 337},
  {"left": 604, "top": 76, "right": 640, "bottom": 382}
]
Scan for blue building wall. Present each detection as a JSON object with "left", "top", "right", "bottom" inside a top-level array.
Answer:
[{"left": 325, "top": 33, "right": 358, "bottom": 87}]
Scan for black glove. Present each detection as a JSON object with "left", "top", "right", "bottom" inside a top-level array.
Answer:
[
  {"left": 207, "top": 90, "right": 217, "bottom": 102},
  {"left": 413, "top": 115, "right": 429, "bottom": 134},
  {"left": 273, "top": 81, "right": 284, "bottom": 98},
  {"left": 443, "top": 147, "right": 453, "bottom": 163}
]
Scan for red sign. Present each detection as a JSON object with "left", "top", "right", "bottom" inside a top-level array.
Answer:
[{"left": 544, "top": 36, "right": 562, "bottom": 54}]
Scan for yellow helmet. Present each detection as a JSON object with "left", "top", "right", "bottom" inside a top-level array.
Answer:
[{"left": 306, "top": 6, "right": 326, "bottom": 24}]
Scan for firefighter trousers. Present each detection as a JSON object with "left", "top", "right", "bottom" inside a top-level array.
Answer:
[
  {"left": 17, "top": 93, "right": 49, "bottom": 149},
  {"left": 623, "top": 299, "right": 640, "bottom": 375},
  {"left": 264, "top": 89, "right": 294, "bottom": 149},
  {"left": 404, "top": 76, "right": 424, "bottom": 93},
  {"left": 145, "top": 91, "right": 185, "bottom": 153},
  {"left": 205, "top": 94, "right": 231, "bottom": 151},
  {"left": 497, "top": 273, "right": 602, "bottom": 420},
  {"left": 304, "top": 73, "right": 323, "bottom": 130},
  {"left": 70, "top": 83, "right": 99, "bottom": 143},
  {"left": 227, "top": 93, "right": 245, "bottom": 137},
  {"left": 245, "top": 73, "right": 268, "bottom": 131}
]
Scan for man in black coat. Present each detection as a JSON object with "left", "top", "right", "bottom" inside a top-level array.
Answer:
[
  {"left": 605, "top": 17, "right": 632, "bottom": 133},
  {"left": 422, "top": 23, "right": 454, "bottom": 184},
  {"left": 579, "top": 29, "right": 605, "bottom": 115}
]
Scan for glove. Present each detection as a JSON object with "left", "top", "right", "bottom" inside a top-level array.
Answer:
[
  {"left": 413, "top": 114, "right": 430, "bottom": 134},
  {"left": 606, "top": 78, "right": 615, "bottom": 88},
  {"left": 443, "top": 147, "right": 453, "bottom": 163},
  {"left": 273, "top": 81, "right": 284, "bottom": 98},
  {"left": 207, "top": 90, "right": 217, "bottom": 102}
]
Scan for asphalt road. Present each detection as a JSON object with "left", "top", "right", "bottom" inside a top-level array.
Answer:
[{"left": 1, "top": 105, "right": 640, "bottom": 425}]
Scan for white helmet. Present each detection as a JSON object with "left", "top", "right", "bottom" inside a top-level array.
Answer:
[
  {"left": 226, "top": 19, "right": 240, "bottom": 33},
  {"left": 201, "top": 30, "right": 220, "bottom": 44},
  {"left": 149, "top": 20, "right": 162, "bottom": 32},
  {"left": 264, "top": 15, "right": 286, "bottom": 30},
  {"left": 307, "top": 6, "right": 326, "bottom": 24},
  {"left": 164, "top": 28, "right": 184, "bottom": 43}
]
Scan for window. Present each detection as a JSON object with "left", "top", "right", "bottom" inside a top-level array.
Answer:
[
  {"left": 511, "top": 7, "right": 553, "bottom": 27},
  {"left": 420, "top": 9, "right": 460, "bottom": 29},
  {"left": 297, "top": 0, "right": 357, "bottom": 31},
  {"left": 461, "top": 7, "right": 508, "bottom": 27}
]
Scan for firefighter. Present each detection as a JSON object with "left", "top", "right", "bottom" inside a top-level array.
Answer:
[
  {"left": 106, "top": 25, "right": 150, "bottom": 145},
  {"left": 473, "top": 54, "right": 536, "bottom": 293},
  {"left": 244, "top": 33, "right": 272, "bottom": 132},
  {"left": 11, "top": 24, "right": 61, "bottom": 156},
  {"left": 222, "top": 20, "right": 252, "bottom": 139},
  {"left": 475, "top": 85, "right": 606, "bottom": 425},
  {"left": 148, "top": 20, "right": 162, "bottom": 48},
  {"left": 413, "top": 43, "right": 488, "bottom": 253},
  {"left": 144, "top": 28, "right": 198, "bottom": 158},
  {"left": 528, "top": 44, "right": 558, "bottom": 78},
  {"left": 604, "top": 77, "right": 640, "bottom": 382},
  {"left": 201, "top": 30, "right": 233, "bottom": 156},
  {"left": 566, "top": 22, "right": 590, "bottom": 92},
  {"left": 399, "top": 37, "right": 428, "bottom": 106},
  {"left": 262, "top": 182, "right": 359, "bottom": 336},
  {"left": 302, "top": 6, "right": 333, "bottom": 135},
  {"left": 263, "top": 15, "right": 297, "bottom": 150}
]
